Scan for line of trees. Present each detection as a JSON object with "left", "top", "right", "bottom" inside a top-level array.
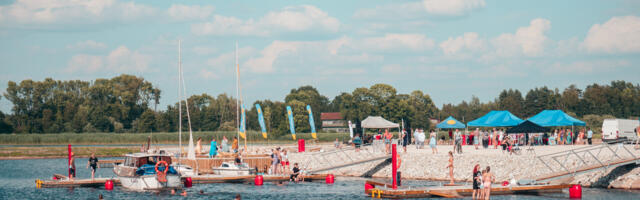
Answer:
[{"left": 1, "top": 74, "right": 638, "bottom": 135}]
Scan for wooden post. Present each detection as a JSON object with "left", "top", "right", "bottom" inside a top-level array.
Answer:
[{"left": 392, "top": 143, "right": 397, "bottom": 190}]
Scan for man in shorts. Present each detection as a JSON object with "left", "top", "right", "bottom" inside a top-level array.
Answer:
[{"left": 87, "top": 153, "right": 99, "bottom": 180}]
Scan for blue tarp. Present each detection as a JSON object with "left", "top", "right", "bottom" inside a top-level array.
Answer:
[
  {"left": 136, "top": 164, "right": 178, "bottom": 176},
  {"left": 527, "top": 110, "right": 586, "bottom": 127},
  {"left": 436, "top": 116, "right": 466, "bottom": 129},
  {"left": 467, "top": 110, "right": 524, "bottom": 127}
]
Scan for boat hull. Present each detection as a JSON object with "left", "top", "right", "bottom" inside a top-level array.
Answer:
[{"left": 118, "top": 175, "right": 181, "bottom": 190}]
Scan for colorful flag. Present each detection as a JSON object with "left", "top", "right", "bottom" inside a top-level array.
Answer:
[
  {"left": 255, "top": 104, "right": 268, "bottom": 139},
  {"left": 306, "top": 105, "right": 317, "bottom": 139},
  {"left": 239, "top": 104, "right": 246, "bottom": 139},
  {"left": 286, "top": 106, "right": 296, "bottom": 140}
]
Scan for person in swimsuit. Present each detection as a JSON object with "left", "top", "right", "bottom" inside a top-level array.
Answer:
[
  {"left": 87, "top": 153, "right": 99, "bottom": 180},
  {"left": 483, "top": 166, "right": 494, "bottom": 200},
  {"left": 446, "top": 151, "right": 454, "bottom": 184},
  {"left": 384, "top": 129, "right": 392, "bottom": 154},
  {"left": 69, "top": 152, "right": 76, "bottom": 180},
  {"left": 472, "top": 164, "right": 482, "bottom": 200}
]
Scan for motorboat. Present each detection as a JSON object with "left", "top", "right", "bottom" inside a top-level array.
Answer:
[
  {"left": 173, "top": 164, "right": 197, "bottom": 177},
  {"left": 212, "top": 161, "right": 256, "bottom": 176},
  {"left": 113, "top": 152, "right": 182, "bottom": 190}
]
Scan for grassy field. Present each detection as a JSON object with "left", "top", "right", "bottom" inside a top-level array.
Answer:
[{"left": 0, "top": 131, "right": 353, "bottom": 145}]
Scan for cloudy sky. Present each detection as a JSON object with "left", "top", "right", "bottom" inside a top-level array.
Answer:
[{"left": 1, "top": 0, "right": 639, "bottom": 112}]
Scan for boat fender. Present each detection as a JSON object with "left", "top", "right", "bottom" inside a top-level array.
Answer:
[
  {"left": 105, "top": 179, "right": 114, "bottom": 190},
  {"left": 184, "top": 177, "right": 193, "bottom": 188},
  {"left": 254, "top": 175, "right": 264, "bottom": 186},
  {"left": 326, "top": 174, "right": 335, "bottom": 184},
  {"left": 569, "top": 184, "right": 581, "bottom": 198}
]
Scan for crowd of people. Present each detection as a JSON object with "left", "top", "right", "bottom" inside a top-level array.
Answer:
[
  {"left": 269, "top": 147, "right": 305, "bottom": 182},
  {"left": 195, "top": 136, "right": 240, "bottom": 158}
]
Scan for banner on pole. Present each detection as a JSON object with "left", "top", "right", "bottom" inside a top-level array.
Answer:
[
  {"left": 306, "top": 105, "right": 317, "bottom": 139},
  {"left": 239, "top": 104, "right": 246, "bottom": 139},
  {"left": 255, "top": 104, "right": 268, "bottom": 139},
  {"left": 286, "top": 106, "right": 296, "bottom": 140}
]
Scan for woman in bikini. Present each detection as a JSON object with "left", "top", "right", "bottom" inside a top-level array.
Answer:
[
  {"left": 483, "top": 166, "right": 494, "bottom": 200},
  {"left": 446, "top": 151, "right": 454, "bottom": 184}
]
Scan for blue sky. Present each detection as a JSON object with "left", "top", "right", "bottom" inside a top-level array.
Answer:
[{"left": 1, "top": 0, "right": 640, "bottom": 113}]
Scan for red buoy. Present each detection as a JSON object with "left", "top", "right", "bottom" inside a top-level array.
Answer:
[
  {"left": 502, "top": 181, "right": 509, "bottom": 186},
  {"left": 254, "top": 175, "right": 264, "bottom": 186},
  {"left": 325, "top": 174, "right": 335, "bottom": 184},
  {"left": 569, "top": 184, "right": 582, "bottom": 198},
  {"left": 105, "top": 179, "right": 114, "bottom": 190},
  {"left": 365, "top": 183, "right": 374, "bottom": 192},
  {"left": 52, "top": 176, "right": 58, "bottom": 180},
  {"left": 184, "top": 177, "right": 193, "bottom": 188}
]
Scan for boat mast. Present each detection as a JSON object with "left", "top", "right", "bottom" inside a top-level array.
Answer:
[
  {"left": 235, "top": 42, "right": 240, "bottom": 150},
  {"left": 178, "top": 40, "right": 182, "bottom": 164}
]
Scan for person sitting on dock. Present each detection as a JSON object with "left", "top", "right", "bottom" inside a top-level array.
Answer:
[
  {"left": 290, "top": 163, "right": 300, "bottom": 182},
  {"left": 69, "top": 152, "right": 76, "bottom": 180},
  {"left": 87, "top": 153, "right": 99, "bottom": 180}
]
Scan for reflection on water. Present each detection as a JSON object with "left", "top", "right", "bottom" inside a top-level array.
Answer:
[{"left": 1, "top": 158, "right": 639, "bottom": 199}]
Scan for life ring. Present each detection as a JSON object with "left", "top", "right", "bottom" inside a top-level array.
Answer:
[
  {"left": 155, "top": 161, "right": 169, "bottom": 183},
  {"left": 155, "top": 161, "right": 169, "bottom": 174}
]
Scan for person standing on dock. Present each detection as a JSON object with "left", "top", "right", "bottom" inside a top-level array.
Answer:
[
  {"left": 221, "top": 136, "right": 230, "bottom": 152},
  {"left": 384, "top": 129, "right": 392, "bottom": 154},
  {"left": 482, "top": 166, "right": 494, "bottom": 200},
  {"left": 446, "top": 151, "right": 454, "bottom": 184},
  {"left": 472, "top": 164, "right": 482, "bottom": 200},
  {"left": 68, "top": 152, "right": 76, "bottom": 180},
  {"left": 87, "top": 153, "right": 99, "bottom": 180}
]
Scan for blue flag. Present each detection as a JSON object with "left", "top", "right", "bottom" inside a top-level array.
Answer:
[
  {"left": 286, "top": 106, "right": 296, "bottom": 140},
  {"left": 306, "top": 105, "right": 317, "bottom": 139},
  {"left": 255, "top": 104, "right": 267, "bottom": 139}
]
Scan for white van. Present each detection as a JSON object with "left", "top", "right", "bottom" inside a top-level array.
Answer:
[{"left": 601, "top": 119, "right": 639, "bottom": 141}]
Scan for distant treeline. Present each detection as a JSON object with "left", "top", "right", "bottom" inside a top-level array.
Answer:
[{"left": 0, "top": 74, "right": 638, "bottom": 135}]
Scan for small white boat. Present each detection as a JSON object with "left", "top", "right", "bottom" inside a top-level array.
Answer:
[
  {"left": 114, "top": 152, "right": 182, "bottom": 190},
  {"left": 212, "top": 162, "right": 256, "bottom": 176},
  {"left": 173, "top": 164, "right": 197, "bottom": 177}
]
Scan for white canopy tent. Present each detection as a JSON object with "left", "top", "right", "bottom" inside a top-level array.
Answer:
[{"left": 361, "top": 116, "right": 401, "bottom": 139}]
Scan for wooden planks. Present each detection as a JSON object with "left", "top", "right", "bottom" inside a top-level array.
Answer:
[
  {"left": 364, "top": 181, "right": 571, "bottom": 199},
  {"left": 37, "top": 178, "right": 120, "bottom": 188}
]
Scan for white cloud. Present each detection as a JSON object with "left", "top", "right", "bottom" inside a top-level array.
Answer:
[
  {"left": 67, "top": 54, "right": 103, "bottom": 73},
  {"left": 547, "top": 60, "right": 630, "bottom": 74},
  {"left": 0, "top": 0, "right": 155, "bottom": 26},
  {"left": 440, "top": 32, "right": 485, "bottom": 55},
  {"left": 191, "top": 5, "right": 339, "bottom": 36},
  {"left": 488, "top": 18, "right": 551, "bottom": 58},
  {"left": 245, "top": 41, "right": 300, "bottom": 73},
  {"left": 199, "top": 69, "right": 219, "bottom": 80},
  {"left": 583, "top": 16, "right": 640, "bottom": 53},
  {"left": 423, "top": 0, "right": 486, "bottom": 16},
  {"left": 361, "top": 34, "right": 435, "bottom": 51},
  {"left": 354, "top": 0, "right": 484, "bottom": 20},
  {"left": 66, "top": 40, "right": 107, "bottom": 50},
  {"left": 167, "top": 4, "right": 214, "bottom": 21},
  {"left": 206, "top": 47, "right": 256, "bottom": 74},
  {"left": 66, "top": 46, "right": 151, "bottom": 73}
]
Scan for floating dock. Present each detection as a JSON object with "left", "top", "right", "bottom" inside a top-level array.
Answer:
[
  {"left": 364, "top": 180, "right": 571, "bottom": 199},
  {"left": 185, "top": 174, "right": 329, "bottom": 184},
  {"left": 36, "top": 177, "right": 120, "bottom": 188}
]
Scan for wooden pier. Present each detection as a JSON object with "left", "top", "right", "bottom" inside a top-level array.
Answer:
[
  {"left": 185, "top": 174, "right": 329, "bottom": 184},
  {"left": 36, "top": 177, "right": 120, "bottom": 188},
  {"left": 364, "top": 180, "right": 571, "bottom": 199}
]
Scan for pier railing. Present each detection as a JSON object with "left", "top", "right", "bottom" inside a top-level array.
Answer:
[
  {"left": 534, "top": 141, "right": 640, "bottom": 182},
  {"left": 304, "top": 140, "right": 392, "bottom": 174}
]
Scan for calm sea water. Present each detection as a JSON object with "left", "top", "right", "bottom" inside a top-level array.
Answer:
[{"left": 0, "top": 158, "right": 639, "bottom": 199}]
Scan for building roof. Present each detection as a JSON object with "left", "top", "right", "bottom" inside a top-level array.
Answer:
[{"left": 321, "top": 112, "right": 343, "bottom": 120}]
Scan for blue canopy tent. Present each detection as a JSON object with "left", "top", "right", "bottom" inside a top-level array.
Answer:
[
  {"left": 527, "top": 110, "right": 586, "bottom": 127},
  {"left": 436, "top": 116, "right": 466, "bottom": 129},
  {"left": 467, "top": 110, "right": 524, "bottom": 127}
]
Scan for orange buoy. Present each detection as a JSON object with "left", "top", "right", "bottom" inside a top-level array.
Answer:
[
  {"left": 326, "top": 174, "right": 335, "bottom": 184},
  {"left": 184, "top": 177, "right": 193, "bottom": 188},
  {"left": 569, "top": 184, "right": 582, "bottom": 198},
  {"left": 254, "top": 175, "right": 264, "bottom": 186},
  {"left": 105, "top": 179, "right": 114, "bottom": 190}
]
